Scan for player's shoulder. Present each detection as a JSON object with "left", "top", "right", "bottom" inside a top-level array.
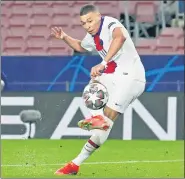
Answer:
[
  {"left": 104, "top": 16, "right": 118, "bottom": 22},
  {"left": 103, "top": 16, "right": 124, "bottom": 28}
]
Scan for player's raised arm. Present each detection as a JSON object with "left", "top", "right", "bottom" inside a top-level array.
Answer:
[
  {"left": 51, "top": 27, "right": 87, "bottom": 53},
  {"left": 103, "top": 27, "right": 126, "bottom": 63}
]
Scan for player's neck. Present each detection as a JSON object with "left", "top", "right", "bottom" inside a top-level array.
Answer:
[{"left": 93, "top": 16, "right": 104, "bottom": 36}]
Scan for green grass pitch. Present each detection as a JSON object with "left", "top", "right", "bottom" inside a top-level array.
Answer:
[{"left": 1, "top": 139, "right": 184, "bottom": 178}]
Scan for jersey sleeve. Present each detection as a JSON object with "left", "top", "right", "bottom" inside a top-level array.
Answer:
[
  {"left": 81, "top": 34, "right": 95, "bottom": 52},
  {"left": 107, "top": 19, "right": 128, "bottom": 38}
]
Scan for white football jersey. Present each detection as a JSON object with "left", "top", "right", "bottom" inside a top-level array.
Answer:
[{"left": 81, "top": 16, "right": 146, "bottom": 81}]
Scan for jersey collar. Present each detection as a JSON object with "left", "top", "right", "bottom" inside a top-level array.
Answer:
[{"left": 92, "top": 16, "right": 104, "bottom": 37}]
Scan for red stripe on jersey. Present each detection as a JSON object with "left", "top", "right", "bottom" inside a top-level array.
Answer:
[
  {"left": 104, "top": 61, "right": 117, "bottom": 74},
  {"left": 94, "top": 35, "right": 103, "bottom": 51}
]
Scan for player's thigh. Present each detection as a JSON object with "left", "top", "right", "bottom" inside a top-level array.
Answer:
[
  {"left": 107, "top": 76, "right": 145, "bottom": 113},
  {"left": 95, "top": 74, "right": 114, "bottom": 95}
]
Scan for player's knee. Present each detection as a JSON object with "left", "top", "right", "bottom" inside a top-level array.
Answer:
[{"left": 103, "top": 106, "right": 120, "bottom": 121}]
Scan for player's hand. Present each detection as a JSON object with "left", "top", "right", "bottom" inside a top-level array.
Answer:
[
  {"left": 51, "top": 27, "right": 67, "bottom": 40},
  {"left": 90, "top": 64, "right": 105, "bottom": 79}
]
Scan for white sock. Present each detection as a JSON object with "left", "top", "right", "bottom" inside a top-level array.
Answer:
[{"left": 72, "top": 115, "right": 113, "bottom": 166}]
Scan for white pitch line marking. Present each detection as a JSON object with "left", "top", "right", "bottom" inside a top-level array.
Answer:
[{"left": 1, "top": 159, "right": 183, "bottom": 167}]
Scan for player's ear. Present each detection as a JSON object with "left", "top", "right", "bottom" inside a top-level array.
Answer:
[{"left": 96, "top": 12, "right": 101, "bottom": 19}]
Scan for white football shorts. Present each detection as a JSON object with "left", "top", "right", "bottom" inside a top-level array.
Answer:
[{"left": 94, "top": 65, "right": 146, "bottom": 114}]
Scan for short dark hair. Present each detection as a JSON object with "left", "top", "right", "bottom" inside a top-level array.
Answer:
[{"left": 80, "top": 4, "right": 99, "bottom": 16}]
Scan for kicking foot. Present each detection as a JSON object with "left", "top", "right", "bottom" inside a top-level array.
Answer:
[
  {"left": 54, "top": 162, "right": 79, "bottom": 175},
  {"left": 78, "top": 115, "right": 110, "bottom": 131}
]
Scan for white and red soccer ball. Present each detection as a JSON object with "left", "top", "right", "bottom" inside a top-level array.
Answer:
[{"left": 82, "top": 82, "right": 109, "bottom": 110}]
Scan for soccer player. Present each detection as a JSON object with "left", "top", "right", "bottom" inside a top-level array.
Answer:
[{"left": 51, "top": 4, "right": 146, "bottom": 175}]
